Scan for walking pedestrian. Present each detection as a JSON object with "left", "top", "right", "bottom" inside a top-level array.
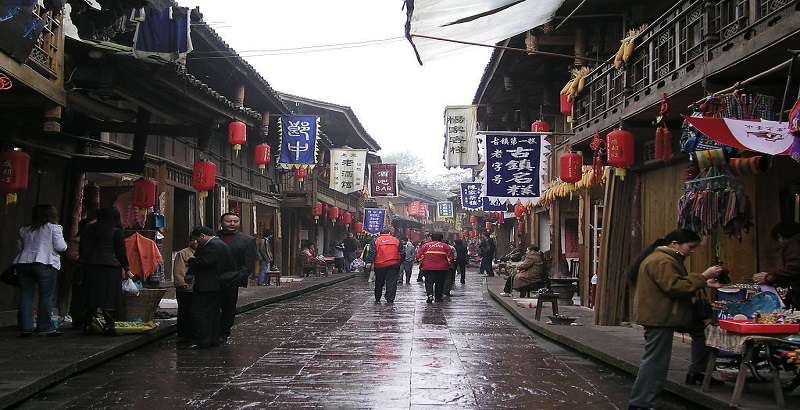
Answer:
[
  {"left": 478, "top": 231, "right": 496, "bottom": 277},
  {"left": 454, "top": 239, "right": 468, "bottom": 284},
  {"left": 442, "top": 241, "right": 457, "bottom": 297},
  {"left": 173, "top": 236, "right": 198, "bottom": 344},
  {"left": 416, "top": 233, "right": 454, "bottom": 303},
  {"left": 256, "top": 229, "right": 274, "bottom": 285},
  {"left": 14, "top": 204, "right": 68, "bottom": 337},
  {"left": 416, "top": 234, "right": 432, "bottom": 282},
  {"left": 183, "top": 227, "right": 236, "bottom": 349},
  {"left": 216, "top": 212, "right": 256, "bottom": 346},
  {"left": 627, "top": 229, "right": 722, "bottom": 410},
  {"left": 331, "top": 236, "right": 346, "bottom": 273},
  {"left": 78, "top": 207, "right": 134, "bottom": 335},
  {"left": 343, "top": 232, "right": 359, "bottom": 272},
  {"left": 366, "top": 229, "right": 404, "bottom": 303},
  {"left": 60, "top": 216, "right": 96, "bottom": 328},
  {"left": 399, "top": 237, "right": 415, "bottom": 283}
]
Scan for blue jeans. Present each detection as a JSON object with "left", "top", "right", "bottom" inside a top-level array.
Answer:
[
  {"left": 17, "top": 263, "right": 58, "bottom": 334},
  {"left": 629, "top": 326, "right": 674, "bottom": 408},
  {"left": 257, "top": 263, "right": 271, "bottom": 285}
]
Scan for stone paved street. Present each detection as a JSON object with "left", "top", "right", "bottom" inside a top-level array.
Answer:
[{"left": 15, "top": 271, "right": 640, "bottom": 409}]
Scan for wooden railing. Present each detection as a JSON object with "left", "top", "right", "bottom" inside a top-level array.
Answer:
[{"left": 27, "top": 5, "right": 63, "bottom": 80}]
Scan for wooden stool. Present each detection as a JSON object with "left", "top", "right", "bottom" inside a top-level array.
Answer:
[
  {"left": 266, "top": 271, "right": 281, "bottom": 286},
  {"left": 534, "top": 293, "right": 559, "bottom": 321}
]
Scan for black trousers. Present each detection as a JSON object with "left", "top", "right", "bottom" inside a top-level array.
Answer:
[
  {"left": 443, "top": 268, "right": 456, "bottom": 295},
  {"left": 455, "top": 260, "right": 466, "bottom": 283},
  {"left": 479, "top": 256, "right": 494, "bottom": 276},
  {"left": 176, "top": 291, "right": 193, "bottom": 341},
  {"left": 218, "top": 284, "right": 239, "bottom": 342},
  {"left": 190, "top": 290, "right": 220, "bottom": 347},
  {"left": 423, "top": 270, "right": 448, "bottom": 300}
]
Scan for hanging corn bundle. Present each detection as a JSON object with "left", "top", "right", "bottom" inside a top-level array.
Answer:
[
  {"left": 560, "top": 66, "right": 591, "bottom": 102},
  {"left": 614, "top": 24, "right": 648, "bottom": 69}
]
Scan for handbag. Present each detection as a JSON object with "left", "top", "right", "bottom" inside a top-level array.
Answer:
[
  {"left": 218, "top": 269, "right": 248, "bottom": 286},
  {"left": 0, "top": 264, "right": 19, "bottom": 287}
]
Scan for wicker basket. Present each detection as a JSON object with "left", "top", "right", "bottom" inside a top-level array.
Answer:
[{"left": 118, "top": 289, "right": 167, "bottom": 322}]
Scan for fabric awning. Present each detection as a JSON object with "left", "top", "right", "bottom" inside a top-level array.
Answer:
[{"left": 404, "top": 0, "right": 565, "bottom": 65}]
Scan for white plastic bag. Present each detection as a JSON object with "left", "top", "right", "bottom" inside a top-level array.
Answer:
[{"left": 122, "top": 278, "right": 140, "bottom": 296}]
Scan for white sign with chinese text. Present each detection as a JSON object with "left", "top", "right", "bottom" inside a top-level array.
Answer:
[
  {"left": 330, "top": 148, "right": 367, "bottom": 194},
  {"left": 444, "top": 106, "right": 478, "bottom": 168}
]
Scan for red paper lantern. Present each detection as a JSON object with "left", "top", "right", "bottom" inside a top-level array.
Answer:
[
  {"left": 405, "top": 228, "right": 411, "bottom": 236},
  {"left": 294, "top": 167, "right": 308, "bottom": 182},
  {"left": 495, "top": 212, "right": 504, "bottom": 225},
  {"left": 485, "top": 222, "right": 493, "bottom": 231},
  {"left": 560, "top": 151, "right": 583, "bottom": 196},
  {"left": 328, "top": 206, "right": 339, "bottom": 223},
  {"left": 337, "top": 213, "right": 345, "bottom": 226},
  {"left": 606, "top": 129, "right": 635, "bottom": 180},
  {"left": 228, "top": 121, "right": 247, "bottom": 156},
  {"left": 388, "top": 226, "right": 395, "bottom": 234},
  {"left": 83, "top": 182, "right": 100, "bottom": 212},
  {"left": 560, "top": 93, "right": 573, "bottom": 116},
  {"left": 531, "top": 121, "right": 549, "bottom": 133},
  {"left": 192, "top": 160, "right": 216, "bottom": 199},
  {"left": 0, "top": 148, "right": 29, "bottom": 205},
  {"left": 469, "top": 215, "right": 477, "bottom": 224},
  {"left": 311, "top": 201, "right": 323, "bottom": 221},
  {"left": 471, "top": 229, "right": 478, "bottom": 239},
  {"left": 354, "top": 221, "right": 364, "bottom": 234},
  {"left": 343, "top": 211, "right": 353, "bottom": 227},
  {"left": 517, "top": 221, "right": 525, "bottom": 233},
  {"left": 132, "top": 178, "right": 156, "bottom": 216},
  {"left": 513, "top": 203, "right": 526, "bottom": 219},
  {"left": 254, "top": 143, "right": 271, "bottom": 173}
]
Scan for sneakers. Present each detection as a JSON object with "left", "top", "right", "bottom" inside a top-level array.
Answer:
[
  {"left": 61, "top": 315, "right": 73, "bottom": 324},
  {"left": 499, "top": 292, "right": 512, "bottom": 297},
  {"left": 426, "top": 295, "right": 433, "bottom": 303}
]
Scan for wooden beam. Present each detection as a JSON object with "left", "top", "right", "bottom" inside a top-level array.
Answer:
[
  {"left": 71, "top": 157, "right": 146, "bottom": 173},
  {"left": 0, "top": 52, "right": 66, "bottom": 106},
  {"left": 86, "top": 121, "right": 203, "bottom": 137}
]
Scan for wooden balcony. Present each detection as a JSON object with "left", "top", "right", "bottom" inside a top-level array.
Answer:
[
  {"left": 571, "top": 0, "right": 800, "bottom": 143},
  {"left": 279, "top": 170, "right": 362, "bottom": 212}
]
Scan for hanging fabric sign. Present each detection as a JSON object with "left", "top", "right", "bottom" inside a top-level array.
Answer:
[
  {"left": 683, "top": 116, "right": 793, "bottom": 155},
  {"left": 330, "top": 148, "right": 367, "bottom": 194},
  {"left": 419, "top": 203, "right": 430, "bottom": 219},
  {"left": 483, "top": 197, "right": 507, "bottom": 212},
  {"left": 132, "top": 6, "right": 193, "bottom": 62},
  {"left": 444, "top": 106, "right": 479, "bottom": 168},
  {"left": 278, "top": 115, "right": 320, "bottom": 169},
  {"left": 407, "top": 201, "right": 420, "bottom": 217},
  {"left": 364, "top": 208, "right": 386, "bottom": 235},
  {"left": 369, "top": 163, "right": 398, "bottom": 197},
  {"left": 436, "top": 202, "right": 454, "bottom": 219},
  {"left": 479, "top": 132, "right": 550, "bottom": 204},
  {"left": 460, "top": 182, "right": 482, "bottom": 210}
]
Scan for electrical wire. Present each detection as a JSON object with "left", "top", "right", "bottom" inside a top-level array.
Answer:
[{"left": 187, "top": 36, "right": 404, "bottom": 59}]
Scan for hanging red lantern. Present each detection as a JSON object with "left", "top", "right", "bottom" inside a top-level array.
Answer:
[
  {"left": 531, "top": 120, "right": 549, "bottom": 133},
  {"left": 471, "top": 229, "right": 478, "bottom": 239},
  {"left": 311, "top": 201, "right": 323, "bottom": 221},
  {"left": 495, "top": 212, "right": 504, "bottom": 225},
  {"left": 606, "top": 129, "right": 635, "bottom": 180},
  {"left": 469, "top": 215, "right": 477, "bottom": 224},
  {"left": 337, "top": 213, "right": 345, "bottom": 226},
  {"left": 192, "top": 160, "right": 216, "bottom": 200},
  {"left": 228, "top": 121, "right": 247, "bottom": 156},
  {"left": 560, "top": 150, "right": 583, "bottom": 195},
  {"left": 254, "top": 143, "right": 271, "bottom": 173},
  {"left": 132, "top": 178, "right": 156, "bottom": 216},
  {"left": 560, "top": 93, "right": 573, "bottom": 116},
  {"left": 343, "top": 211, "right": 353, "bottom": 227},
  {"left": 328, "top": 206, "right": 339, "bottom": 223},
  {"left": 485, "top": 222, "right": 493, "bottom": 231},
  {"left": 354, "top": 221, "right": 364, "bottom": 234},
  {"left": 388, "top": 226, "right": 395, "bottom": 234},
  {"left": 517, "top": 221, "right": 525, "bottom": 233},
  {"left": 405, "top": 228, "right": 411, "bottom": 236},
  {"left": 513, "top": 203, "right": 526, "bottom": 219},
  {"left": 83, "top": 182, "right": 100, "bottom": 213},
  {"left": 294, "top": 167, "right": 308, "bottom": 182},
  {"left": 0, "top": 148, "right": 29, "bottom": 205}
]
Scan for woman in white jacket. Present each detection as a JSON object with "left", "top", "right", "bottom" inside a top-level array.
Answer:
[{"left": 14, "top": 204, "right": 68, "bottom": 337}]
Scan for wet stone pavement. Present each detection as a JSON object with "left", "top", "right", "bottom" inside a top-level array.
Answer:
[{"left": 18, "top": 270, "right": 646, "bottom": 409}]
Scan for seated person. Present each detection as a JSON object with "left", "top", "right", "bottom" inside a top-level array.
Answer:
[
  {"left": 500, "top": 246, "right": 547, "bottom": 296},
  {"left": 499, "top": 243, "right": 525, "bottom": 262},
  {"left": 300, "top": 240, "right": 326, "bottom": 274}
]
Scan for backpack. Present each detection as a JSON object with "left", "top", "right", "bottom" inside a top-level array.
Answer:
[{"left": 373, "top": 236, "right": 401, "bottom": 268}]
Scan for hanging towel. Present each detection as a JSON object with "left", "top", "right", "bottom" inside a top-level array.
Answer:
[
  {"left": 132, "top": 6, "right": 192, "bottom": 62},
  {"left": 125, "top": 232, "right": 163, "bottom": 281}
]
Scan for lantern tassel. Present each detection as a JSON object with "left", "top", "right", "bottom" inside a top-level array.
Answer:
[
  {"left": 6, "top": 193, "right": 16, "bottom": 205},
  {"left": 615, "top": 168, "right": 628, "bottom": 180}
]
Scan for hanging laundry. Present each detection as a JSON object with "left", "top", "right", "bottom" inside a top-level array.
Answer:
[
  {"left": 132, "top": 5, "right": 192, "bottom": 63},
  {"left": 124, "top": 232, "right": 163, "bottom": 281}
]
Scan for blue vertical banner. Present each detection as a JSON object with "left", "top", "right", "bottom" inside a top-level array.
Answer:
[
  {"left": 480, "top": 132, "right": 550, "bottom": 204},
  {"left": 363, "top": 208, "right": 386, "bottom": 235},
  {"left": 482, "top": 197, "right": 508, "bottom": 212},
  {"left": 278, "top": 115, "right": 320, "bottom": 169},
  {"left": 460, "top": 182, "right": 482, "bottom": 210},
  {"left": 436, "top": 201, "right": 453, "bottom": 219}
]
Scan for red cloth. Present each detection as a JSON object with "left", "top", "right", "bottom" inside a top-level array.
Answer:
[
  {"left": 124, "top": 233, "right": 162, "bottom": 280},
  {"left": 416, "top": 241, "right": 454, "bottom": 271}
]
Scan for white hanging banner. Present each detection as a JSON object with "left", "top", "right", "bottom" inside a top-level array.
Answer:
[
  {"left": 443, "top": 105, "right": 479, "bottom": 168},
  {"left": 330, "top": 148, "right": 367, "bottom": 194}
]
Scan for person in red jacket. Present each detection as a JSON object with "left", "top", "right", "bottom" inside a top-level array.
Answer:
[
  {"left": 366, "top": 229, "right": 405, "bottom": 303},
  {"left": 416, "top": 233, "right": 454, "bottom": 303}
]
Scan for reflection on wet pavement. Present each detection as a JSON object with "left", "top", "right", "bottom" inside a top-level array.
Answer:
[{"left": 18, "top": 272, "right": 627, "bottom": 409}]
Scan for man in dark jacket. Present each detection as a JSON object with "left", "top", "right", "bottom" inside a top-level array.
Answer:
[
  {"left": 343, "top": 232, "right": 360, "bottom": 272},
  {"left": 216, "top": 212, "right": 256, "bottom": 345},
  {"left": 479, "top": 231, "right": 496, "bottom": 277},
  {"left": 184, "top": 226, "right": 235, "bottom": 349},
  {"left": 754, "top": 221, "right": 800, "bottom": 309}
]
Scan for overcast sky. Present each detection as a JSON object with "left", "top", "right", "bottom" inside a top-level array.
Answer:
[{"left": 177, "top": 0, "right": 492, "bottom": 173}]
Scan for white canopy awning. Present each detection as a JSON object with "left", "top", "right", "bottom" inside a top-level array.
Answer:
[{"left": 404, "top": 0, "right": 565, "bottom": 65}]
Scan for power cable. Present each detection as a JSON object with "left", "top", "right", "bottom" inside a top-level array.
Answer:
[{"left": 187, "top": 36, "right": 405, "bottom": 59}]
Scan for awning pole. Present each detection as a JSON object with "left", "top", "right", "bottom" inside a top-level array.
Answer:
[{"left": 410, "top": 34, "right": 605, "bottom": 63}]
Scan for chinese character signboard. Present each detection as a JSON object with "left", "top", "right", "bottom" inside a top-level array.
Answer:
[
  {"left": 460, "top": 182, "right": 482, "bottom": 210},
  {"left": 369, "top": 163, "right": 398, "bottom": 197},
  {"left": 364, "top": 208, "right": 385, "bottom": 235},
  {"left": 407, "top": 201, "right": 420, "bottom": 217},
  {"left": 278, "top": 115, "right": 319, "bottom": 169},
  {"left": 330, "top": 148, "right": 367, "bottom": 194},
  {"left": 444, "top": 106, "right": 478, "bottom": 168},
  {"left": 419, "top": 203, "right": 429, "bottom": 219},
  {"left": 480, "top": 132, "right": 550, "bottom": 204},
  {"left": 436, "top": 201, "right": 453, "bottom": 219}
]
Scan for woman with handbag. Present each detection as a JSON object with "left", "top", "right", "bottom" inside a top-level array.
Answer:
[
  {"left": 626, "top": 229, "right": 723, "bottom": 410},
  {"left": 13, "top": 204, "right": 68, "bottom": 337}
]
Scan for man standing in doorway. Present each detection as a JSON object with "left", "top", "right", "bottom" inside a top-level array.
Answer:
[
  {"left": 216, "top": 212, "right": 256, "bottom": 346},
  {"left": 343, "top": 232, "right": 359, "bottom": 272},
  {"left": 256, "top": 229, "right": 274, "bottom": 286},
  {"left": 399, "top": 237, "right": 415, "bottom": 284},
  {"left": 479, "top": 231, "right": 496, "bottom": 277},
  {"left": 366, "top": 228, "right": 404, "bottom": 303}
]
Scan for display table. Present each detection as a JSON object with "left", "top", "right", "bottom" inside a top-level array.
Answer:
[{"left": 703, "top": 325, "right": 792, "bottom": 408}]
